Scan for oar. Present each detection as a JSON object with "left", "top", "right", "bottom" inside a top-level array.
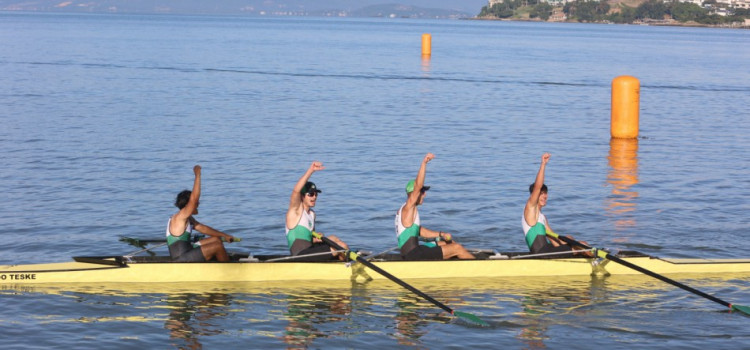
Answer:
[
  {"left": 119, "top": 236, "right": 241, "bottom": 255},
  {"left": 120, "top": 236, "right": 241, "bottom": 247},
  {"left": 546, "top": 229, "right": 750, "bottom": 315},
  {"left": 119, "top": 237, "right": 164, "bottom": 249},
  {"left": 312, "top": 232, "right": 488, "bottom": 326}
]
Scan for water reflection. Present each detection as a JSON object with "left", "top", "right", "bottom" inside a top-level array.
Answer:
[
  {"left": 394, "top": 297, "right": 430, "bottom": 347},
  {"left": 164, "top": 292, "right": 232, "bottom": 350},
  {"left": 3, "top": 276, "right": 750, "bottom": 349},
  {"left": 516, "top": 276, "right": 610, "bottom": 349},
  {"left": 518, "top": 295, "right": 549, "bottom": 349},
  {"left": 606, "top": 138, "right": 640, "bottom": 240},
  {"left": 421, "top": 55, "right": 431, "bottom": 75},
  {"left": 282, "top": 288, "right": 353, "bottom": 349}
]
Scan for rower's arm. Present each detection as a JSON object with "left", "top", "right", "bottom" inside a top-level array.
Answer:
[
  {"left": 543, "top": 222, "right": 571, "bottom": 247},
  {"left": 524, "top": 153, "right": 549, "bottom": 226},
  {"left": 540, "top": 212, "right": 565, "bottom": 247},
  {"left": 170, "top": 166, "right": 201, "bottom": 235},
  {"left": 193, "top": 219, "right": 234, "bottom": 241},
  {"left": 181, "top": 165, "right": 201, "bottom": 219},
  {"left": 412, "top": 153, "right": 434, "bottom": 197},
  {"left": 419, "top": 227, "right": 449, "bottom": 239},
  {"left": 402, "top": 154, "right": 433, "bottom": 227},
  {"left": 405, "top": 153, "right": 433, "bottom": 209},
  {"left": 286, "top": 161, "right": 324, "bottom": 229}
]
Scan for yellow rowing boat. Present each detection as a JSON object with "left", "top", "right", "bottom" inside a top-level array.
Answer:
[{"left": 3, "top": 251, "right": 750, "bottom": 284}]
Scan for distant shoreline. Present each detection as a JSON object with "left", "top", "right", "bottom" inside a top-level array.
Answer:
[
  {"left": 468, "top": 16, "right": 750, "bottom": 30},
  {"left": 1, "top": 9, "right": 748, "bottom": 29}
]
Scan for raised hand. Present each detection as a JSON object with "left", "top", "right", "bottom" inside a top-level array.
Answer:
[{"left": 310, "top": 161, "right": 325, "bottom": 172}]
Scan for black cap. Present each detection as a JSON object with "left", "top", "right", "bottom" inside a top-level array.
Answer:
[{"left": 301, "top": 181, "right": 322, "bottom": 195}]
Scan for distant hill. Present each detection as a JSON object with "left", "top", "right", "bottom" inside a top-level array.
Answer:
[
  {"left": 0, "top": 0, "right": 485, "bottom": 17},
  {"left": 350, "top": 4, "right": 471, "bottom": 18}
]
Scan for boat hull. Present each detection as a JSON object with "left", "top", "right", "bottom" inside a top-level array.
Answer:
[{"left": 3, "top": 254, "right": 750, "bottom": 284}]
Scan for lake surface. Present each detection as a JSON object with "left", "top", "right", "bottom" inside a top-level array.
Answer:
[{"left": 1, "top": 12, "right": 749, "bottom": 349}]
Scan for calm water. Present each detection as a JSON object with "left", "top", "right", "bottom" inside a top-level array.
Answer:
[{"left": 1, "top": 12, "right": 749, "bottom": 349}]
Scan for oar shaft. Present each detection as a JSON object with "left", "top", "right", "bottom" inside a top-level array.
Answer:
[
  {"left": 317, "top": 235, "right": 454, "bottom": 315},
  {"left": 552, "top": 232, "right": 733, "bottom": 309},
  {"left": 601, "top": 250, "right": 731, "bottom": 308}
]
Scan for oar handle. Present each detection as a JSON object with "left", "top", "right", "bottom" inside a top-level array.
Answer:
[
  {"left": 419, "top": 234, "right": 452, "bottom": 243},
  {"left": 545, "top": 229, "right": 592, "bottom": 250}
]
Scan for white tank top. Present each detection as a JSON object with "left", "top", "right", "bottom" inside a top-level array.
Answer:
[
  {"left": 286, "top": 208, "right": 315, "bottom": 235},
  {"left": 522, "top": 212, "right": 547, "bottom": 236},
  {"left": 395, "top": 204, "right": 420, "bottom": 238},
  {"left": 166, "top": 217, "right": 193, "bottom": 237}
]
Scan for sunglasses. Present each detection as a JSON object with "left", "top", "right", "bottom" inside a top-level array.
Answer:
[{"left": 305, "top": 192, "right": 319, "bottom": 197}]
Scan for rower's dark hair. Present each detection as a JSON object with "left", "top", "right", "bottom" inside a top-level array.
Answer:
[
  {"left": 529, "top": 183, "right": 548, "bottom": 194},
  {"left": 175, "top": 190, "right": 191, "bottom": 209}
]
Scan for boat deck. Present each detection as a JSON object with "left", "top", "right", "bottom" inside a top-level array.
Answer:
[{"left": 3, "top": 251, "right": 750, "bottom": 284}]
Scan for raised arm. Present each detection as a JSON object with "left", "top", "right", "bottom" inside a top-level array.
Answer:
[
  {"left": 169, "top": 165, "right": 202, "bottom": 236},
  {"left": 401, "top": 153, "right": 434, "bottom": 230},
  {"left": 286, "top": 161, "right": 324, "bottom": 229},
  {"left": 406, "top": 153, "right": 434, "bottom": 207},
  {"left": 524, "top": 153, "right": 549, "bottom": 226},
  {"left": 177, "top": 165, "right": 201, "bottom": 221},
  {"left": 289, "top": 161, "right": 324, "bottom": 207}
]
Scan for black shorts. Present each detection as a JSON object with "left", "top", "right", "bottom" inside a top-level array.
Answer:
[
  {"left": 401, "top": 245, "right": 443, "bottom": 261},
  {"left": 169, "top": 240, "right": 206, "bottom": 262},
  {"left": 295, "top": 242, "right": 338, "bottom": 261},
  {"left": 530, "top": 235, "right": 575, "bottom": 258}
]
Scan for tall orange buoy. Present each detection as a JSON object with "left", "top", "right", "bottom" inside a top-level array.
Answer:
[
  {"left": 611, "top": 76, "right": 640, "bottom": 139},
  {"left": 421, "top": 33, "right": 431, "bottom": 57}
]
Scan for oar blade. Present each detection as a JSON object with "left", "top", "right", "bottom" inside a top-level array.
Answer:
[
  {"left": 119, "top": 237, "right": 146, "bottom": 249},
  {"left": 731, "top": 304, "right": 750, "bottom": 316},
  {"left": 453, "top": 311, "right": 490, "bottom": 327}
]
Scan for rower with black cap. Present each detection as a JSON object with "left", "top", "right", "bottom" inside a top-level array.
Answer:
[
  {"left": 523, "top": 153, "right": 591, "bottom": 257},
  {"left": 285, "top": 161, "right": 349, "bottom": 261},
  {"left": 394, "top": 153, "right": 475, "bottom": 260}
]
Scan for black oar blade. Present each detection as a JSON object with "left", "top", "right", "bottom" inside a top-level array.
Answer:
[
  {"left": 119, "top": 237, "right": 146, "bottom": 249},
  {"left": 731, "top": 304, "right": 750, "bottom": 316},
  {"left": 453, "top": 310, "right": 490, "bottom": 327}
]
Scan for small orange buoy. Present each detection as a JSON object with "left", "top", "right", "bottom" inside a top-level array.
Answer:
[
  {"left": 611, "top": 76, "right": 640, "bottom": 139},
  {"left": 421, "top": 33, "right": 431, "bottom": 57}
]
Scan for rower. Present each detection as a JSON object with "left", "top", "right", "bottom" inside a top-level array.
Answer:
[
  {"left": 285, "top": 161, "right": 349, "bottom": 261},
  {"left": 522, "top": 153, "right": 590, "bottom": 257},
  {"left": 395, "top": 153, "right": 475, "bottom": 260},
  {"left": 167, "top": 165, "right": 237, "bottom": 262}
]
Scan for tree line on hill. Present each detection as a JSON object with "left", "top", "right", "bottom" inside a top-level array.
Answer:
[{"left": 479, "top": 0, "right": 750, "bottom": 25}]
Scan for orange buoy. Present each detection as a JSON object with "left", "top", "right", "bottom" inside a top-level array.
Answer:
[
  {"left": 421, "top": 33, "right": 431, "bottom": 57},
  {"left": 611, "top": 76, "right": 640, "bottom": 139}
]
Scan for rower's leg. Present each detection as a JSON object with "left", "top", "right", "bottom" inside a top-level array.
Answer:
[
  {"left": 200, "top": 237, "right": 230, "bottom": 262},
  {"left": 572, "top": 240, "right": 594, "bottom": 258},
  {"left": 327, "top": 235, "right": 349, "bottom": 261},
  {"left": 441, "top": 243, "right": 476, "bottom": 260}
]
